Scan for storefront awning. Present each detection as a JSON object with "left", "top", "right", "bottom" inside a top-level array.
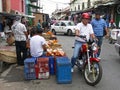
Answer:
[
  {"left": 0, "top": 12, "right": 35, "bottom": 18},
  {"left": 70, "top": 7, "right": 94, "bottom": 15},
  {"left": 22, "top": 14, "right": 35, "bottom": 18},
  {"left": 94, "top": 1, "right": 115, "bottom": 8},
  {"left": 0, "top": 12, "right": 19, "bottom": 17},
  {"left": 28, "top": 4, "right": 42, "bottom": 9}
]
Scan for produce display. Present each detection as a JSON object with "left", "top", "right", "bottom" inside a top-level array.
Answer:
[
  {"left": 46, "top": 40, "right": 65, "bottom": 56},
  {"left": 42, "top": 31, "right": 66, "bottom": 57},
  {"left": 0, "top": 31, "right": 65, "bottom": 63}
]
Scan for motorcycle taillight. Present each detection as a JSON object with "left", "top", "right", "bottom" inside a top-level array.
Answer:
[{"left": 81, "top": 44, "right": 88, "bottom": 52}]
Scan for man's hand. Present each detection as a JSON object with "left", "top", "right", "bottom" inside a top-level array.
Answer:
[{"left": 105, "top": 33, "right": 109, "bottom": 39}]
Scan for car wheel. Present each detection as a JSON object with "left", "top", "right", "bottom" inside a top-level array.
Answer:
[
  {"left": 52, "top": 29, "right": 56, "bottom": 35},
  {"left": 67, "top": 30, "right": 72, "bottom": 36}
]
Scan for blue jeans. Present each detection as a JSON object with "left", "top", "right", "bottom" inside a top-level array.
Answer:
[
  {"left": 96, "top": 36, "right": 103, "bottom": 57},
  {"left": 71, "top": 40, "right": 85, "bottom": 68}
]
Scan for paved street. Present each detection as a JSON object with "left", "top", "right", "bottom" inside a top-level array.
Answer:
[{"left": 0, "top": 35, "right": 120, "bottom": 90}]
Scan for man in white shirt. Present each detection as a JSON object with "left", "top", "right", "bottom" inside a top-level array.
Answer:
[
  {"left": 71, "top": 13, "right": 95, "bottom": 72},
  {"left": 30, "top": 27, "right": 47, "bottom": 57},
  {"left": 11, "top": 16, "right": 28, "bottom": 65}
]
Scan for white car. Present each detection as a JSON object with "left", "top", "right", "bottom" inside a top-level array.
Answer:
[{"left": 51, "top": 20, "right": 76, "bottom": 36}]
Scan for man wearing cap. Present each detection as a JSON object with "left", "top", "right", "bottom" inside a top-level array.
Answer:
[
  {"left": 91, "top": 12, "right": 109, "bottom": 58},
  {"left": 11, "top": 16, "right": 28, "bottom": 65},
  {"left": 71, "top": 13, "right": 96, "bottom": 72}
]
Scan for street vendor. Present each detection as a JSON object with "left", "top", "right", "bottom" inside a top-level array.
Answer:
[{"left": 30, "top": 26, "right": 47, "bottom": 57}]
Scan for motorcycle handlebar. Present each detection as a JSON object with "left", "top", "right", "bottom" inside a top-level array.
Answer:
[{"left": 78, "top": 35, "right": 86, "bottom": 39}]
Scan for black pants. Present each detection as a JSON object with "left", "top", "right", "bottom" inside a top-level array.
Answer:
[{"left": 15, "top": 41, "right": 27, "bottom": 65}]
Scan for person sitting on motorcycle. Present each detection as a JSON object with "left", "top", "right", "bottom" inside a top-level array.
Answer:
[{"left": 71, "top": 13, "right": 96, "bottom": 72}]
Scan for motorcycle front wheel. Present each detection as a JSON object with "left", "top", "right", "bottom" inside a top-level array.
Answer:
[{"left": 83, "top": 61, "right": 102, "bottom": 86}]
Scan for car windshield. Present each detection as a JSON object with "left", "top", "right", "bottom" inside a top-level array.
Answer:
[{"left": 66, "top": 21, "right": 75, "bottom": 26}]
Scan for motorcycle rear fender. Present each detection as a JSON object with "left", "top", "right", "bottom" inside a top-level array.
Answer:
[{"left": 90, "top": 57, "right": 100, "bottom": 62}]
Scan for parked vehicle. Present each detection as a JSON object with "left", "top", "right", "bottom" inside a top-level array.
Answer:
[
  {"left": 51, "top": 20, "right": 76, "bottom": 36},
  {"left": 73, "top": 36, "right": 102, "bottom": 86},
  {"left": 109, "top": 29, "right": 120, "bottom": 44},
  {"left": 115, "top": 33, "right": 120, "bottom": 56}
]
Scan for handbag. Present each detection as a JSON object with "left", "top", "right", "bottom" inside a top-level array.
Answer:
[{"left": 6, "top": 35, "right": 15, "bottom": 45}]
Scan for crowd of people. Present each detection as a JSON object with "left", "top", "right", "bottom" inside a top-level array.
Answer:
[
  {"left": 11, "top": 16, "right": 48, "bottom": 66},
  {"left": 0, "top": 12, "right": 116, "bottom": 72},
  {"left": 0, "top": 14, "right": 52, "bottom": 66}
]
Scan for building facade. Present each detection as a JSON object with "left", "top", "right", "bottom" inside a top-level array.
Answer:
[
  {"left": 1, "top": 0, "right": 25, "bottom": 14},
  {"left": 69, "top": 0, "right": 120, "bottom": 27},
  {"left": 70, "top": 0, "right": 99, "bottom": 14},
  {"left": 10, "top": 0, "right": 25, "bottom": 14}
]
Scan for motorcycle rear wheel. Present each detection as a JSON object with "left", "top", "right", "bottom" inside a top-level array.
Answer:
[{"left": 83, "top": 61, "right": 102, "bottom": 86}]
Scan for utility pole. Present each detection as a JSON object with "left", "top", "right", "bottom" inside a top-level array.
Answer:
[{"left": 42, "top": 5, "right": 43, "bottom": 13}]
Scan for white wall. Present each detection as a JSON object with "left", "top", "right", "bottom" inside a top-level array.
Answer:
[
  {"left": 0, "top": 0, "right": 2, "bottom": 12},
  {"left": 70, "top": 0, "right": 88, "bottom": 12}
]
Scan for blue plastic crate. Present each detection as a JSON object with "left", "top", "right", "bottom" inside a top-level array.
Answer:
[
  {"left": 24, "top": 67, "right": 35, "bottom": 73},
  {"left": 56, "top": 57, "right": 72, "bottom": 84},
  {"left": 24, "top": 58, "right": 36, "bottom": 80},
  {"left": 24, "top": 72, "right": 36, "bottom": 80},
  {"left": 24, "top": 57, "right": 36, "bottom": 68}
]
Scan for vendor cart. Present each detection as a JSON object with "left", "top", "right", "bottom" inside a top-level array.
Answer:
[{"left": 0, "top": 46, "right": 16, "bottom": 72}]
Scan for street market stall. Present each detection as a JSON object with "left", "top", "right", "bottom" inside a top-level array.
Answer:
[{"left": 24, "top": 31, "right": 72, "bottom": 83}]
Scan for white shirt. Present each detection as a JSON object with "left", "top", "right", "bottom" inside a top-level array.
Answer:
[
  {"left": 30, "top": 35, "right": 46, "bottom": 57},
  {"left": 75, "top": 22, "right": 94, "bottom": 41},
  {"left": 11, "top": 21, "right": 27, "bottom": 41}
]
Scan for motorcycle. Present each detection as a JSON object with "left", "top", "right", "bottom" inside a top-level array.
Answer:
[{"left": 73, "top": 36, "right": 102, "bottom": 86}]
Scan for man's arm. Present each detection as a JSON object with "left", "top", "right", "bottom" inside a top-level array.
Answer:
[
  {"left": 104, "top": 20, "right": 109, "bottom": 37},
  {"left": 90, "top": 33, "right": 96, "bottom": 40},
  {"left": 42, "top": 44, "right": 47, "bottom": 51},
  {"left": 75, "top": 29, "right": 80, "bottom": 36},
  {"left": 23, "top": 25, "right": 28, "bottom": 40},
  {"left": 105, "top": 27, "right": 109, "bottom": 37},
  {"left": 24, "top": 31, "right": 28, "bottom": 40}
]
